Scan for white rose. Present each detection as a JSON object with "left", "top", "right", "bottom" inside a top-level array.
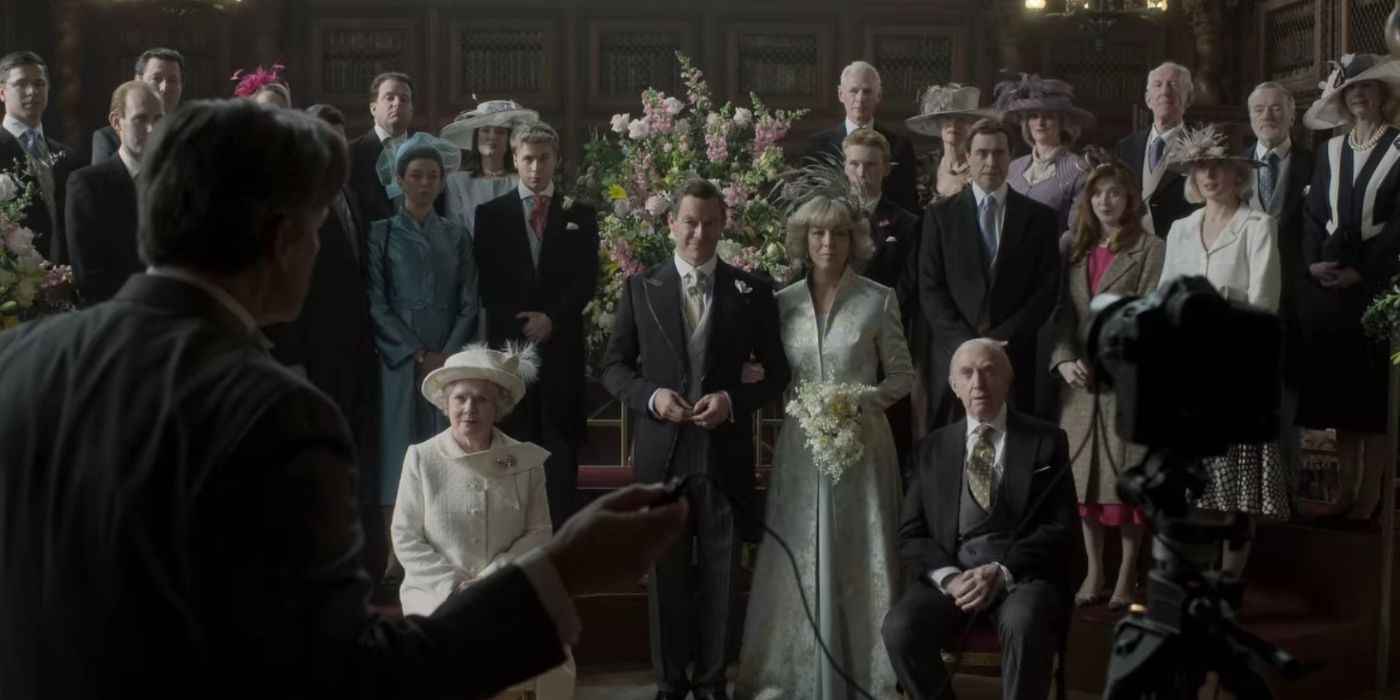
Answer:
[
  {"left": 627, "top": 119, "right": 651, "bottom": 140},
  {"left": 662, "top": 97, "right": 685, "bottom": 115},
  {"left": 645, "top": 195, "right": 670, "bottom": 217},
  {"left": 733, "top": 108, "right": 753, "bottom": 128},
  {"left": 0, "top": 174, "right": 17, "bottom": 202},
  {"left": 613, "top": 199, "right": 632, "bottom": 217},
  {"left": 610, "top": 113, "right": 630, "bottom": 134}
]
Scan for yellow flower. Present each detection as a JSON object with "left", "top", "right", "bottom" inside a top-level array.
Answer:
[{"left": 606, "top": 184, "right": 628, "bottom": 201}]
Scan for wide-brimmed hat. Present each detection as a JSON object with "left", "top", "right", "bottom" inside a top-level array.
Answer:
[
  {"left": 376, "top": 132, "right": 462, "bottom": 199},
  {"left": 993, "top": 74, "right": 1096, "bottom": 129},
  {"left": 1302, "top": 53, "right": 1400, "bottom": 130},
  {"left": 421, "top": 342, "right": 540, "bottom": 414},
  {"left": 905, "top": 84, "right": 1000, "bottom": 136},
  {"left": 1164, "top": 124, "right": 1265, "bottom": 174},
  {"left": 440, "top": 100, "right": 539, "bottom": 150}
]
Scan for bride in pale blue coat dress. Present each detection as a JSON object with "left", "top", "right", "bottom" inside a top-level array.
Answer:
[{"left": 736, "top": 192, "right": 914, "bottom": 699}]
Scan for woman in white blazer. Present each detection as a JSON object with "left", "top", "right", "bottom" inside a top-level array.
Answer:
[
  {"left": 393, "top": 343, "right": 574, "bottom": 699},
  {"left": 1158, "top": 125, "right": 1289, "bottom": 578}
]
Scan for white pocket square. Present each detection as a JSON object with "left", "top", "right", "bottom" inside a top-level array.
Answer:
[
  {"left": 885, "top": 236, "right": 897, "bottom": 242},
  {"left": 566, "top": 222, "right": 580, "bottom": 231}
]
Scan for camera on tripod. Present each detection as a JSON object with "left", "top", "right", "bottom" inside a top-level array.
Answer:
[{"left": 1084, "top": 275, "right": 1315, "bottom": 699}]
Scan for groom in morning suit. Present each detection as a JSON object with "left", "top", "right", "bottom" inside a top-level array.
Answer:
[
  {"left": 883, "top": 339, "right": 1084, "bottom": 700},
  {"left": 919, "top": 119, "right": 1058, "bottom": 431},
  {"left": 602, "top": 178, "right": 791, "bottom": 700}
]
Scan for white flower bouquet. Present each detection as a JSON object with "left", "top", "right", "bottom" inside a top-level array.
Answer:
[{"left": 785, "top": 381, "right": 874, "bottom": 483}]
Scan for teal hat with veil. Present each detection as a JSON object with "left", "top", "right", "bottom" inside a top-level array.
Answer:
[{"left": 375, "top": 132, "right": 463, "bottom": 199}]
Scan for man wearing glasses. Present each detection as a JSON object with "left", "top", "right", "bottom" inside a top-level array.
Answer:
[{"left": 0, "top": 51, "right": 75, "bottom": 264}]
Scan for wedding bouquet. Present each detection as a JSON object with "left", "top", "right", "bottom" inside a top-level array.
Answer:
[
  {"left": 785, "top": 381, "right": 875, "bottom": 484},
  {"left": 0, "top": 159, "right": 73, "bottom": 328},
  {"left": 577, "top": 52, "right": 806, "bottom": 366}
]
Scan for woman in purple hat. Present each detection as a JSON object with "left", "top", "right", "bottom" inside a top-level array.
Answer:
[{"left": 996, "top": 74, "right": 1097, "bottom": 234}]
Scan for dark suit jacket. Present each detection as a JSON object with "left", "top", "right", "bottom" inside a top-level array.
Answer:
[
  {"left": 475, "top": 191, "right": 600, "bottom": 446},
  {"left": 63, "top": 155, "right": 140, "bottom": 304},
  {"left": 810, "top": 123, "right": 919, "bottom": 213},
  {"left": 0, "top": 128, "right": 76, "bottom": 263},
  {"left": 1247, "top": 142, "right": 1314, "bottom": 381},
  {"left": 919, "top": 187, "right": 1059, "bottom": 427},
  {"left": 1115, "top": 129, "right": 1201, "bottom": 239},
  {"left": 0, "top": 274, "right": 564, "bottom": 699},
  {"left": 90, "top": 125, "right": 118, "bottom": 165},
  {"left": 899, "top": 411, "right": 1085, "bottom": 594},
  {"left": 864, "top": 195, "right": 922, "bottom": 320},
  {"left": 601, "top": 260, "right": 791, "bottom": 507},
  {"left": 347, "top": 131, "right": 393, "bottom": 225},
  {"left": 265, "top": 188, "right": 376, "bottom": 466}
]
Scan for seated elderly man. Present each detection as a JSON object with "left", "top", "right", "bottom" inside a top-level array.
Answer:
[
  {"left": 883, "top": 338, "right": 1085, "bottom": 700},
  {"left": 394, "top": 342, "right": 574, "bottom": 699}
]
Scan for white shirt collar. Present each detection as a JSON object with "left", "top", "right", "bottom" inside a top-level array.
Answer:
[
  {"left": 845, "top": 118, "right": 874, "bottom": 135},
  {"left": 966, "top": 405, "right": 1009, "bottom": 438},
  {"left": 117, "top": 147, "right": 139, "bottom": 178},
  {"left": 2, "top": 114, "right": 40, "bottom": 140},
  {"left": 673, "top": 251, "right": 718, "bottom": 280},
  {"left": 970, "top": 181, "right": 1009, "bottom": 206},
  {"left": 373, "top": 124, "right": 407, "bottom": 145},
  {"left": 1254, "top": 136, "right": 1292, "bottom": 161},
  {"left": 863, "top": 195, "right": 881, "bottom": 214},
  {"left": 146, "top": 266, "right": 259, "bottom": 334},
  {"left": 1150, "top": 122, "right": 1183, "bottom": 142},
  {"left": 518, "top": 181, "right": 555, "bottom": 201}
]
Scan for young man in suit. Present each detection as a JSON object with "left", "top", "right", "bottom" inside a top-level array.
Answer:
[
  {"left": 808, "top": 61, "right": 919, "bottom": 212},
  {"left": 601, "top": 178, "right": 791, "bottom": 700},
  {"left": 883, "top": 339, "right": 1085, "bottom": 700},
  {"left": 1115, "top": 61, "right": 1202, "bottom": 238},
  {"left": 0, "top": 98, "right": 688, "bottom": 700},
  {"left": 0, "top": 50, "right": 75, "bottom": 264},
  {"left": 64, "top": 81, "right": 164, "bottom": 304},
  {"left": 474, "top": 121, "right": 599, "bottom": 529},
  {"left": 347, "top": 71, "right": 415, "bottom": 225},
  {"left": 90, "top": 47, "right": 183, "bottom": 164},
  {"left": 1245, "top": 81, "right": 1315, "bottom": 490},
  {"left": 919, "top": 119, "right": 1059, "bottom": 431},
  {"left": 845, "top": 127, "right": 922, "bottom": 455}
]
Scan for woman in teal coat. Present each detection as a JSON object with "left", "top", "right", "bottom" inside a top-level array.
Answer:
[{"left": 367, "top": 134, "right": 478, "bottom": 590}]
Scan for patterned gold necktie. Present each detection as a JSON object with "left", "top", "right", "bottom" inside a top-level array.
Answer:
[
  {"left": 967, "top": 424, "right": 999, "bottom": 510},
  {"left": 684, "top": 270, "right": 706, "bottom": 331}
]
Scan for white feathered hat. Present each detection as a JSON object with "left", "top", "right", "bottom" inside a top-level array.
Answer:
[{"left": 420, "top": 342, "right": 539, "bottom": 414}]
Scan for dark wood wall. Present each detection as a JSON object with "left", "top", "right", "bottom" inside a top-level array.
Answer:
[{"left": 1, "top": 0, "right": 1394, "bottom": 162}]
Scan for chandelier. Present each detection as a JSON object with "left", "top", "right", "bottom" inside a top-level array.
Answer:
[{"left": 1024, "top": 0, "right": 1169, "bottom": 51}]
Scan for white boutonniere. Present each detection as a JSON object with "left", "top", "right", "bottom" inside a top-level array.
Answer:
[
  {"left": 561, "top": 195, "right": 575, "bottom": 211},
  {"left": 735, "top": 280, "right": 752, "bottom": 294}
]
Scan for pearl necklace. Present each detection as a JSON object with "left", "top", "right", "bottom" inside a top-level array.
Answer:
[{"left": 1349, "top": 126, "right": 1387, "bottom": 152}]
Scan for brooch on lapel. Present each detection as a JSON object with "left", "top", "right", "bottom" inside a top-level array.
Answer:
[
  {"left": 561, "top": 195, "right": 576, "bottom": 211},
  {"left": 494, "top": 454, "right": 517, "bottom": 469},
  {"left": 734, "top": 280, "right": 752, "bottom": 294}
]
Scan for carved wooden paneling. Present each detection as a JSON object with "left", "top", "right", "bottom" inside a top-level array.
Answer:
[
  {"left": 448, "top": 17, "right": 558, "bottom": 110},
  {"left": 111, "top": 23, "right": 228, "bottom": 99},
  {"left": 309, "top": 19, "right": 417, "bottom": 101},
  {"left": 1343, "top": 0, "right": 1393, "bottom": 54},
  {"left": 1046, "top": 33, "right": 1157, "bottom": 106},
  {"left": 1263, "top": 0, "right": 1320, "bottom": 84},
  {"left": 862, "top": 25, "right": 968, "bottom": 105},
  {"left": 587, "top": 20, "right": 695, "bottom": 109},
  {"left": 726, "top": 23, "right": 830, "bottom": 106}
]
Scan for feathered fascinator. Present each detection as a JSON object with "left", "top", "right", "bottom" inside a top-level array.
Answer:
[
  {"left": 420, "top": 341, "right": 540, "bottom": 413},
  {"left": 773, "top": 151, "right": 866, "bottom": 220},
  {"left": 993, "top": 73, "right": 1096, "bottom": 128},
  {"left": 905, "top": 83, "right": 999, "bottom": 136},
  {"left": 1163, "top": 124, "right": 1264, "bottom": 174},
  {"left": 231, "top": 63, "right": 287, "bottom": 98}
]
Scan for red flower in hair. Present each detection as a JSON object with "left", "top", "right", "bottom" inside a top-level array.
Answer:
[{"left": 231, "top": 62, "right": 287, "bottom": 98}]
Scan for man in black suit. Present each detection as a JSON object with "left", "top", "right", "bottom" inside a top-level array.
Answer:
[
  {"left": 602, "top": 178, "right": 791, "bottom": 700},
  {"left": 1245, "top": 80, "right": 1316, "bottom": 486},
  {"left": 475, "top": 121, "right": 599, "bottom": 528},
  {"left": 64, "top": 81, "right": 164, "bottom": 304},
  {"left": 845, "top": 127, "right": 922, "bottom": 455},
  {"left": 347, "top": 71, "right": 415, "bottom": 225},
  {"left": 883, "top": 339, "right": 1085, "bottom": 700},
  {"left": 1115, "top": 61, "right": 1202, "bottom": 238},
  {"left": 0, "top": 51, "right": 75, "bottom": 263},
  {"left": 91, "top": 47, "right": 183, "bottom": 164},
  {"left": 0, "top": 99, "right": 688, "bottom": 700},
  {"left": 919, "top": 119, "right": 1058, "bottom": 431},
  {"left": 809, "top": 61, "right": 919, "bottom": 213}
]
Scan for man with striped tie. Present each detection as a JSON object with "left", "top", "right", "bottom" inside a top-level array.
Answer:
[
  {"left": 0, "top": 51, "right": 75, "bottom": 264},
  {"left": 884, "top": 338, "right": 1084, "bottom": 700}
]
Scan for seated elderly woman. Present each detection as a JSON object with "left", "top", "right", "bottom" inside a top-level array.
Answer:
[{"left": 392, "top": 343, "right": 575, "bottom": 699}]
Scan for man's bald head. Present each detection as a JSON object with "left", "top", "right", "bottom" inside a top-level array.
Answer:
[{"left": 949, "top": 339, "right": 1014, "bottom": 421}]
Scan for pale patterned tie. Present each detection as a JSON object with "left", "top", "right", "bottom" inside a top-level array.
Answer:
[
  {"left": 21, "top": 129, "right": 43, "bottom": 160},
  {"left": 967, "top": 424, "right": 999, "bottom": 510},
  {"left": 684, "top": 270, "right": 706, "bottom": 331},
  {"left": 1258, "top": 152, "right": 1280, "bottom": 209},
  {"left": 1148, "top": 135, "right": 1167, "bottom": 172},
  {"left": 978, "top": 194, "right": 999, "bottom": 263}
]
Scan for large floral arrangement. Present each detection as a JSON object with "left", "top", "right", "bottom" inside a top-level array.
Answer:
[
  {"left": 577, "top": 52, "right": 806, "bottom": 364},
  {"left": 785, "top": 381, "right": 874, "bottom": 483},
  {"left": 0, "top": 158, "right": 73, "bottom": 328}
]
